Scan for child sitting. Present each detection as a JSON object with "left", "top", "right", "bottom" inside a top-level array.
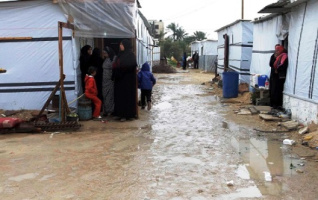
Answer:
[
  {"left": 138, "top": 62, "right": 156, "bottom": 110},
  {"left": 85, "top": 66, "right": 102, "bottom": 119}
]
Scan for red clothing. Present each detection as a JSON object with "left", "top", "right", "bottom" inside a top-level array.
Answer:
[{"left": 85, "top": 75, "right": 101, "bottom": 117}]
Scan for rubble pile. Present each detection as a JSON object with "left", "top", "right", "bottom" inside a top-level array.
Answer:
[{"left": 152, "top": 64, "right": 177, "bottom": 73}]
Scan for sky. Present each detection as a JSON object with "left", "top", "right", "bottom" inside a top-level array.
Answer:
[{"left": 139, "top": 0, "right": 277, "bottom": 39}]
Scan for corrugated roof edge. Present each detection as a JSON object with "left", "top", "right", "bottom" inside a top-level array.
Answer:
[
  {"left": 215, "top": 19, "right": 251, "bottom": 32},
  {"left": 252, "top": 13, "right": 280, "bottom": 24}
]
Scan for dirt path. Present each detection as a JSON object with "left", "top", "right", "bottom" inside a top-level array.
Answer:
[{"left": 0, "top": 69, "right": 318, "bottom": 200}]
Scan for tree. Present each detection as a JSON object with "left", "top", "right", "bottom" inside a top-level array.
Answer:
[
  {"left": 193, "top": 31, "right": 207, "bottom": 41},
  {"left": 166, "top": 23, "right": 179, "bottom": 41},
  {"left": 175, "top": 27, "right": 188, "bottom": 41}
]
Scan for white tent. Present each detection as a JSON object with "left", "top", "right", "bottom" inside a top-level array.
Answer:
[
  {"left": 190, "top": 40, "right": 218, "bottom": 72},
  {"left": 0, "top": 0, "right": 156, "bottom": 110},
  {"left": 254, "top": 0, "right": 318, "bottom": 124},
  {"left": 216, "top": 20, "right": 254, "bottom": 83}
]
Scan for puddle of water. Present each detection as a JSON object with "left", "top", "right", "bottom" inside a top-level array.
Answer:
[
  {"left": 9, "top": 173, "right": 38, "bottom": 182},
  {"left": 231, "top": 134, "right": 301, "bottom": 196},
  {"left": 236, "top": 164, "right": 250, "bottom": 180},
  {"left": 217, "top": 186, "right": 262, "bottom": 199}
]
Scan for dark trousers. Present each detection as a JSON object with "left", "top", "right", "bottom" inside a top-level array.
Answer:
[
  {"left": 194, "top": 61, "right": 199, "bottom": 69},
  {"left": 141, "top": 89, "right": 152, "bottom": 106}
]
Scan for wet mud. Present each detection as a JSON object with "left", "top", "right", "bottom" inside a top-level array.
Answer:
[{"left": 0, "top": 70, "right": 317, "bottom": 199}]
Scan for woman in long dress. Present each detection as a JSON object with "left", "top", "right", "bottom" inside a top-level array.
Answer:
[
  {"left": 112, "top": 39, "right": 137, "bottom": 121},
  {"left": 102, "top": 46, "right": 116, "bottom": 116}
]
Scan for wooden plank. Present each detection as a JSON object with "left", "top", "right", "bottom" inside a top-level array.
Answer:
[
  {"left": 58, "top": 22, "right": 66, "bottom": 122},
  {"left": 259, "top": 114, "right": 281, "bottom": 121},
  {"left": 0, "top": 37, "right": 32, "bottom": 40},
  {"left": 281, "top": 121, "right": 299, "bottom": 130},
  {"left": 36, "top": 78, "right": 63, "bottom": 119}
]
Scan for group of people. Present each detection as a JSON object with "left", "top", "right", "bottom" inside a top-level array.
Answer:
[
  {"left": 80, "top": 39, "right": 156, "bottom": 121},
  {"left": 269, "top": 44, "right": 288, "bottom": 110}
]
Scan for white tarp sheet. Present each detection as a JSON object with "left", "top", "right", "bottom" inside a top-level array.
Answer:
[
  {"left": 285, "top": 0, "right": 318, "bottom": 102},
  {"left": 0, "top": 1, "right": 77, "bottom": 110},
  {"left": 250, "top": 16, "right": 282, "bottom": 76},
  {"left": 217, "top": 21, "right": 253, "bottom": 83},
  {"left": 58, "top": 0, "right": 137, "bottom": 38}
]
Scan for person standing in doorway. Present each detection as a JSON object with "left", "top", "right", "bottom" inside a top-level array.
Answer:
[
  {"left": 89, "top": 48, "right": 104, "bottom": 102},
  {"left": 269, "top": 45, "right": 288, "bottom": 109},
  {"left": 102, "top": 46, "right": 116, "bottom": 116},
  {"left": 112, "top": 39, "right": 137, "bottom": 122},
  {"left": 80, "top": 45, "right": 92, "bottom": 92}
]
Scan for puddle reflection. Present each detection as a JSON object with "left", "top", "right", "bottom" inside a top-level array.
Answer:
[{"left": 231, "top": 135, "right": 299, "bottom": 196}]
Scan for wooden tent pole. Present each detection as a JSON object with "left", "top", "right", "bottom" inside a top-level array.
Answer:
[{"left": 58, "top": 22, "right": 66, "bottom": 122}]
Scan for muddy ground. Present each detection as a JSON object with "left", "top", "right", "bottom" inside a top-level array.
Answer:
[{"left": 0, "top": 69, "right": 318, "bottom": 200}]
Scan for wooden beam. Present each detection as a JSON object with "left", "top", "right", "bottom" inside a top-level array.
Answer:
[
  {"left": 0, "top": 37, "right": 32, "bottom": 40},
  {"left": 58, "top": 22, "right": 66, "bottom": 122}
]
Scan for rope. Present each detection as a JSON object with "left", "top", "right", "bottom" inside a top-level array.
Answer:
[{"left": 68, "top": 94, "right": 85, "bottom": 106}]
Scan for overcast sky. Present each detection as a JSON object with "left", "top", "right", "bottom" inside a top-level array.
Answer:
[{"left": 139, "top": 0, "right": 277, "bottom": 39}]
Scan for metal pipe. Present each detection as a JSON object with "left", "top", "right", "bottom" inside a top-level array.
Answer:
[{"left": 223, "top": 34, "right": 229, "bottom": 72}]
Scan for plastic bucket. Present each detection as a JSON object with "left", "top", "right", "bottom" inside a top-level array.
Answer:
[
  {"left": 222, "top": 71, "right": 239, "bottom": 98},
  {"left": 258, "top": 75, "right": 268, "bottom": 87},
  {"left": 78, "top": 97, "right": 92, "bottom": 121}
]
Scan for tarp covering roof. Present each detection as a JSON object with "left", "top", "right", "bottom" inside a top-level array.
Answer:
[
  {"left": 258, "top": 0, "right": 309, "bottom": 14},
  {"left": 58, "top": 0, "right": 138, "bottom": 38}
]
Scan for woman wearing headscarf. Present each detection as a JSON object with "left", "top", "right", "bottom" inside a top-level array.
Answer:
[
  {"left": 89, "top": 48, "right": 104, "bottom": 102},
  {"left": 112, "top": 39, "right": 137, "bottom": 121},
  {"left": 269, "top": 45, "right": 288, "bottom": 109},
  {"left": 80, "top": 45, "right": 92, "bottom": 92},
  {"left": 102, "top": 46, "right": 116, "bottom": 116}
]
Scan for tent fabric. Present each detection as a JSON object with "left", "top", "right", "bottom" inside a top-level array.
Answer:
[
  {"left": 216, "top": 21, "right": 253, "bottom": 83},
  {"left": 0, "top": 1, "right": 77, "bottom": 110},
  {"left": 285, "top": 0, "right": 318, "bottom": 102},
  {"left": 250, "top": 16, "right": 282, "bottom": 76},
  {"left": 58, "top": 0, "right": 137, "bottom": 38},
  {"left": 191, "top": 40, "right": 218, "bottom": 72}
]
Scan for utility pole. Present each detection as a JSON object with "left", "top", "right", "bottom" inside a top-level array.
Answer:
[{"left": 242, "top": 0, "right": 244, "bottom": 19}]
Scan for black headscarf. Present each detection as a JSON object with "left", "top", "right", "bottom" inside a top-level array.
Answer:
[
  {"left": 117, "top": 39, "right": 136, "bottom": 68},
  {"left": 104, "top": 46, "right": 116, "bottom": 61},
  {"left": 80, "top": 45, "right": 91, "bottom": 60}
]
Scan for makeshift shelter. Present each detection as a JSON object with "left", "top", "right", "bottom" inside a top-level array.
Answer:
[
  {"left": 216, "top": 20, "right": 254, "bottom": 83},
  {"left": 0, "top": 0, "right": 157, "bottom": 112},
  {"left": 255, "top": 0, "right": 318, "bottom": 124},
  {"left": 190, "top": 40, "right": 218, "bottom": 72}
]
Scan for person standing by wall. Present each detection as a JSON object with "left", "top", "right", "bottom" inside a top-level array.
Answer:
[
  {"left": 102, "top": 46, "right": 116, "bottom": 116},
  {"left": 112, "top": 39, "right": 137, "bottom": 122},
  {"left": 182, "top": 52, "right": 187, "bottom": 70},
  {"left": 192, "top": 51, "right": 199, "bottom": 69},
  {"left": 269, "top": 45, "right": 288, "bottom": 110}
]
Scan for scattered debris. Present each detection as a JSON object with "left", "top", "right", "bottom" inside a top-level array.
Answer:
[
  {"left": 281, "top": 121, "right": 299, "bottom": 131},
  {"left": 283, "top": 139, "right": 295, "bottom": 145},
  {"left": 264, "top": 171, "right": 272, "bottom": 181},
  {"left": 237, "top": 109, "right": 252, "bottom": 115},
  {"left": 226, "top": 180, "right": 234, "bottom": 186},
  {"left": 152, "top": 64, "right": 177, "bottom": 73},
  {"left": 259, "top": 114, "right": 281, "bottom": 121}
]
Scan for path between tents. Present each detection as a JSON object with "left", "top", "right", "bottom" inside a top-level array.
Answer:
[{"left": 0, "top": 69, "right": 318, "bottom": 199}]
